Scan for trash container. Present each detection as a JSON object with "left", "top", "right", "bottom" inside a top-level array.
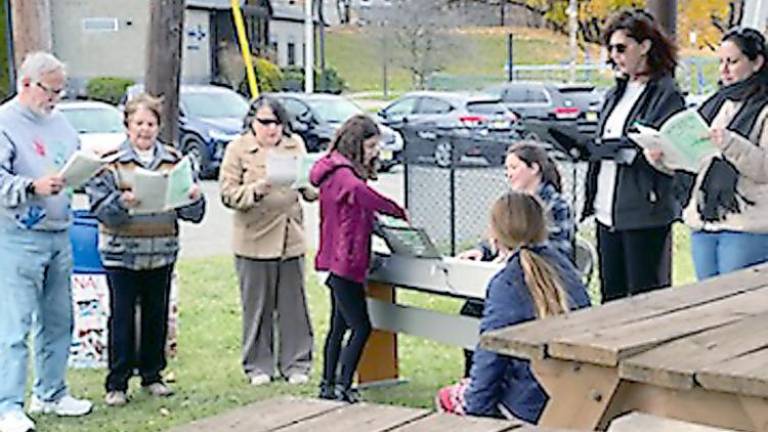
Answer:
[
  {"left": 68, "top": 209, "right": 180, "bottom": 368},
  {"left": 70, "top": 210, "right": 104, "bottom": 274}
]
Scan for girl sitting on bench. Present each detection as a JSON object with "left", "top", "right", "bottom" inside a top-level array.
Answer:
[{"left": 436, "top": 191, "right": 590, "bottom": 424}]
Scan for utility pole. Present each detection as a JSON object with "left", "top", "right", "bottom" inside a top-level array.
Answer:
[
  {"left": 146, "top": 0, "right": 184, "bottom": 145},
  {"left": 318, "top": 0, "right": 326, "bottom": 91},
  {"left": 647, "top": 0, "right": 676, "bottom": 40},
  {"left": 9, "top": 0, "right": 52, "bottom": 68},
  {"left": 499, "top": 0, "right": 505, "bottom": 27},
  {"left": 507, "top": 33, "right": 514, "bottom": 81},
  {"left": 743, "top": 0, "right": 768, "bottom": 30}
]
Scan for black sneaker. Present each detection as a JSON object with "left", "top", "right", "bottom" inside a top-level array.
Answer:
[
  {"left": 318, "top": 382, "right": 336, "bottom": 400},
  {"left": 336, "top": 386, "right": 361, "bottom": 404}
]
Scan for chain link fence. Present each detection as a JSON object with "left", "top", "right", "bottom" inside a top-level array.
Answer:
[{"left": 402, "top": 126, "right": 587, "bottom": 256}]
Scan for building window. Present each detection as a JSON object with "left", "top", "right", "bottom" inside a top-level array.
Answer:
[
  {"left": 82, "top": 18, "right": 119, "bottom": 32},
  {"left": 287, "top": 42, "right": 296, "bottom": 66}
]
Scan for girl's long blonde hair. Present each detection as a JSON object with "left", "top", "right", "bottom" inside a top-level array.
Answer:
[{"left": 490, "top": 191, "right": 571, "bottom": 318}]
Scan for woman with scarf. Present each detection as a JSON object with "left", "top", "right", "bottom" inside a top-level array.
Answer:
[
  {"left": 584, "top": 10, "right": 685, "bottom": 303},
  {"left": 647, "top": 27, "right": 768, "bottom": 279}
]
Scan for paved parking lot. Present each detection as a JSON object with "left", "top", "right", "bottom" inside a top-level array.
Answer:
[{"left": 178, "top": 168, "right": 405, "bottom": 259}]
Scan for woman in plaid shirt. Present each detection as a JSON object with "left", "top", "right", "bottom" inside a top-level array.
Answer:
[{"left": 458, "top": 142, "right": 575, "bottom": 377}]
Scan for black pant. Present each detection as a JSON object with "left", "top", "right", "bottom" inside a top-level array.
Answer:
[
  {"left": 597, "top": 223, "right": 672, "bottom": 303},
  {"left": 321, "top": 274, "right": 372, "bottom": 389},
  {"left": 459, "top": 299, "right": 484, "bottom": 378},
  {"left": 104, "top": 265, "right": 173, "bottom": 392}
]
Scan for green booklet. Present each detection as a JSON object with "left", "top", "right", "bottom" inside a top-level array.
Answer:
[
  {"left": 266, "top": 152, "right": 322, "bottom": 189},
  {"left": 130, "top": 156, "right": 196, "bottom": 214},
  {"left": 629, "top": 109, "right": 716, "bottom": 173}
]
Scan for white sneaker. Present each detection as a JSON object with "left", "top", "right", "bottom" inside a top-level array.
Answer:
[
  {"left": 28, "top": 394, "right": 92, "bottom": 417},
  {"left": 288, "top": 374, "right": 309, "bottom": 385},
  {"left": 249, "top": 373, "right": 271, "bottom": 386},
  {"left": 0, "top": 410, "right": 35, "bottom": 432}
]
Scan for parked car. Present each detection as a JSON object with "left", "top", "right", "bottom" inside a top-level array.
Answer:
[
  {"left": 484, "top": 81, "right": 602, "bottom": 137},
  {"left": 376, "top": 91, "right": 518, "bottom": 166},
  {"left": 122, "top": 84, "right": 249, "bottom": 178},
  {"left": 268, "top": 92, "right": 404, "bottom": 171},
  {"left": 59, "top": 101, "right": 126, "bottom": 155}
]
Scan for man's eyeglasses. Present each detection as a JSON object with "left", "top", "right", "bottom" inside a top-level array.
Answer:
[
  {"left": 255, "top": 117, "right": 281, "bottom": 126},
  {"left": 36, "top": 82, "right": 66, "bottom": 98},
  {"left": 608, "top": 43, "right": 627, "bottom": 54}
]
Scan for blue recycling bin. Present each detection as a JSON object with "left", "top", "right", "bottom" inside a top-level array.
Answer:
[{"left": 70, "top": 210, "right": 104, "bottom": 274}]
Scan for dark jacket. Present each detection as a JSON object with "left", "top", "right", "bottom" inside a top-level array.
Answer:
[
  {"left": 310, "top": 151, "right": 406, "bottom": 283},
  {"left": 463, "top": 244, "right": 590, "bottom": 423},
  {"left": 583, "top": 75, "right": 685, "bottom": 230}
]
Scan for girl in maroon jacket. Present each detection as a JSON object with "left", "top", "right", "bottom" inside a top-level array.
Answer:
[{"left": 309, "top": 115, "right": 407, "bottom": 402}]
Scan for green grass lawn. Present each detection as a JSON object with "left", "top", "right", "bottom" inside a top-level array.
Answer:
[
  {"left": 326, "top": 27, "right": 720, "bottom": 95},
  {"left": 326, "top": 28, "right": 573, "bottom": 93},
  {"left": 38, "top": 225, "right": 696, "bottom": 431}
]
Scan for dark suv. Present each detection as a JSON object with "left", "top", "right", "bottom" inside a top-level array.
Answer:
[
  {"left": 121, "top": 84, "right": 248, "bottom": 178},
  {"left": 484, "top": 82, "right": 602, "bottom": 136},
  {"left": 377, "top": 91, "right": 517, "bottom": 166}
]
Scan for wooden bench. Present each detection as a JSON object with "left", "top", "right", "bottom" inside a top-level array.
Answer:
[
  {"left": 480, "top": 263, "right": 768, "bottom": 431},
  {"left": 608, "top": 413, "right": 738, "bottom": 431},
  {"left": 168, "top": 396, "right": 577, "bottom": 431}
]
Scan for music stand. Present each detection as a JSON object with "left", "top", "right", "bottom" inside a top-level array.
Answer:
[{"left": 521, "top": 120, "right": 635, "bottom": 162}]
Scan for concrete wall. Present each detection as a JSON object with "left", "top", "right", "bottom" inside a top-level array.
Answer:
[
  {"left": 51, "top": 0, "right": 214, "bottom": 95},
  {"left": 270, "top": 19, "right": 305, "bottom": 68},
  {"left": 51, "top": 0, "right": 148, "bottom": 95},
  {"left": 182, "top": 10, "right": 212, "bottom": 84}
]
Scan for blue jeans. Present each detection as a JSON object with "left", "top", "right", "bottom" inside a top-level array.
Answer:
[
  {"left": 691, "top": 230, "right": 768, "bottom": 280},
  {"left": 0, "top": 222, "right": 73, "bottom": 415}
]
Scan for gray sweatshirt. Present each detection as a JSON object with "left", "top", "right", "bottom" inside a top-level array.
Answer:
[{"left": 0, "top": 98, "right": 79, "bottom": 231}]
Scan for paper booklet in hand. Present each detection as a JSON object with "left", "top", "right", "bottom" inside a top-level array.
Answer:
[
  {"left": 130, "top": 156, "right": 196, "bottom": 214},
  {"left": 58, "top": 150, "right": 125, "bottom": 189},
  {"left": 266, "top": 152, "right": 322, "bottom": 189},
  {"left": 375, "top": 215, "right": 442, "bottom": 259},
  {"left": 628, "top": 109, "right": 717, "bottom": 173}
]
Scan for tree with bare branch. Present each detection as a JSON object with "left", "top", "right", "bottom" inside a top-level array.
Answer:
[{"left": 374, "top": 0, "right": 474, "bottom": 89}]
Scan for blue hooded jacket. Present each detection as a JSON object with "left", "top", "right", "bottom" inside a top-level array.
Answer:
[{"left": 464, "top": 244, "right": 590, "bottom": 423}]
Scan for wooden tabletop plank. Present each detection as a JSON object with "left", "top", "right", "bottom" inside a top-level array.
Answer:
[
  {"left": 545, "top": 287, "right": 768, "bottom": 366},
  {"left": 277, "top": 402, "right": 429, "bottom": 432},
  {"left": 481, "top": 265, "right": 768, "bottom": 360},
  {"left": 607, "top": 412, "right": 738, "bottom": 431},
  {"left": 697, "top": 346, "right": 768, "bottom": 398},
  {"left": 390, "top": 413, "right": 520, "bottom": 431},
  {"left": 168, "top": 397, "right": 344, "bottom": 432},
  {"left": 619, "top": 314, "right": 768, "bottom": 390}
]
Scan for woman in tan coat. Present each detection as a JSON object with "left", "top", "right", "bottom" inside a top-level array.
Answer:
[
  {"left": 648, "top": 27, "right": 768, "bottom": 279},
  {"left": 219, "top": 96, "right": 316, "bottom": 385}
]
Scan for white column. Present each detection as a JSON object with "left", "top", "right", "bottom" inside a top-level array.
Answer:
[
  {"left": 568, "top": 0, "right": 578, "bottom": 83},
  {"left": 304, "top": 0, "right": 314, "bottom": 93}
]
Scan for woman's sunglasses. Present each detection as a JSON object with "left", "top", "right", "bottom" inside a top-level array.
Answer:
[
  {"left": 608, "top": 43, "right": 627, "bottom": 54},
  {"left": 255, "top": 117, "right": 281, "bottom": 126}
]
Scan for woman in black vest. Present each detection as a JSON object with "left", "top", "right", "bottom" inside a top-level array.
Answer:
[{"left": 583, "top": 10, "right": 685, "bottom": 302}]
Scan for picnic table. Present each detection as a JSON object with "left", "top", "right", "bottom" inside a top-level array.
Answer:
[
  {"left": 480, "top": 263, "right": 768, "bottom": 431},
  {"left": 168, "top": 396, "right": 566, "bottom": 431},
  {"left": 357, "top": 253, "right": 502, "bottom": 384}
]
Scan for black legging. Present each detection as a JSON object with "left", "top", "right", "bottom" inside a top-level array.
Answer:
[{"left": 322, "top": 273, "right": 372, "bottom": 389}]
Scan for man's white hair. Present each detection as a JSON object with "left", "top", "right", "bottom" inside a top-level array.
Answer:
[{"left": 16, "top": 51, "right": 66, "bottom": 91}]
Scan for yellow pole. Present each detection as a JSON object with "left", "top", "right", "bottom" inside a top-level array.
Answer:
[{"left": 231, "top": 0, "right": 259, "bottom": 98}]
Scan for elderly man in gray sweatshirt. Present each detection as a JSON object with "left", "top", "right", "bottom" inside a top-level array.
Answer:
[{"left": 0, "top": 52, "right": 92, "bottom": 432}]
